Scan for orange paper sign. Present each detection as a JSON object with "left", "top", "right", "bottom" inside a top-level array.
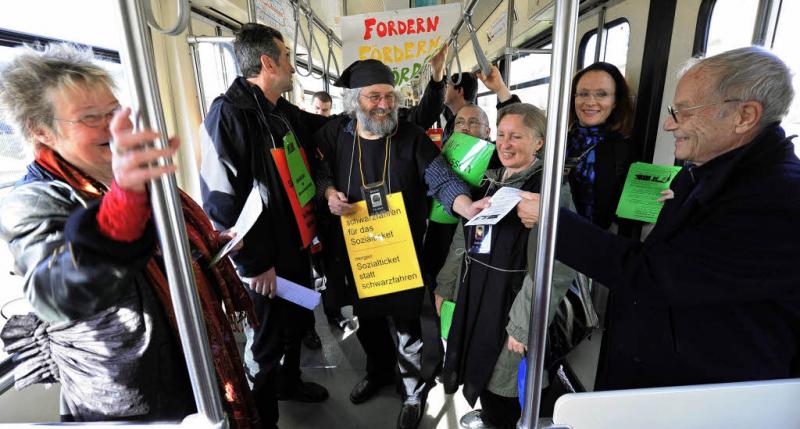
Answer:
[{"left": 270, "top": 148, "right": 317, "bottom": 248}]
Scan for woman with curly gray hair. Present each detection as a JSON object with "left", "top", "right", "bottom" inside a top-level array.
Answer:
[{"left": 0, "top": 44, "right": 259, "bottom": 426}]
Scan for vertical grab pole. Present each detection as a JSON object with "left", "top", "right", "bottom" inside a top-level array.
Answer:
[
  {"left": 114, "top": 1, "right": 227, "bottom": 427},
  {"left": 594, "top": 6, "right": 607, "bottom": 64},
  {"left": 247, "top": 0, "right": 257, "bottom": 22},
  {"left": 503, "top": 0, "right": 515, "bottom": 83},
  {"left": 517, "top": 0, "right": 579, "bottom": 428}
]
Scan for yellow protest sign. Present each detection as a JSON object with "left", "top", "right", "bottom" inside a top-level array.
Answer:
[{"left": 340, "top": 192, "right": 423, "bottom": 299}]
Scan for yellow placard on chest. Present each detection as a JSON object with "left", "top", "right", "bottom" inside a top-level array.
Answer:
[{"left": 341, "top": 192, "right": 423, "bottom": 299}]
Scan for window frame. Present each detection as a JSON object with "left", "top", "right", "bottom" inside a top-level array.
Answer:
[{"left": 577, "top": 17, "right": 631, "bottom": 70}]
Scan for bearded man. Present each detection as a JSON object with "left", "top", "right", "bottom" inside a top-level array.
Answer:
[{"left": 314, "top": 59, "right": 486, "bottom": 429}]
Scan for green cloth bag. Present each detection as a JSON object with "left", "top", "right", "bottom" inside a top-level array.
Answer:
[{"left": 429, "top": 133, "right": 495, "bottom": 224}]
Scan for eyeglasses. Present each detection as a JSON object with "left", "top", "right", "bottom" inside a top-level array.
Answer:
[
  {"left": 454, "top": 118, "right": 485, "bottom": 129},
  {"left": 54, "top": 105, "right": 121, "bottom": 128},
  {"left": 574, "top": 90, "right": 614, "bottom": 100},
  {"left": 666, "top": 99, "right": 742, "bottom": 123},
  {"left": 360, "top": 93, "right": 396, "bottom": 104}
]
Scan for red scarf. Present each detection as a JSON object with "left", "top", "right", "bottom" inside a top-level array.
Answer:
[{"left": 35, "top": 147, "right": 261, "bottom": 428}]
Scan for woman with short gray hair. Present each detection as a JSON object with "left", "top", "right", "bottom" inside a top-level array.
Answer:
[
  {"left": 0, "top": 44, "right": 258, "bottom": 426},
  {"left": 437, "top": 103, "right": 574, "bottom": 429}
]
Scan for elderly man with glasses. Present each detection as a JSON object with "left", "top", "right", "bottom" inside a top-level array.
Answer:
[
  {"left": 519, "top": 46, "right": 800, "bottom": 390},
  {"left": 314, "top": 58, "right": 486, "bottom": 429}
]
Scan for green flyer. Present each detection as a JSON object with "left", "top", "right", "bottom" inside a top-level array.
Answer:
[
  {"left": 615, "top": 162, "right": 682, "bottom": 223},
  {"left": 283, "top": 131, "right": 315, "bottom": 207},
  {"left": 440, "top": 300, "right": 456, "bottom": 339}
]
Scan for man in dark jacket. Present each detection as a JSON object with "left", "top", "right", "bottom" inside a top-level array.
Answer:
[
  {"left": 200, "top": 23, "right": 335, "bottom": 429},
  {"left": 519, "top": 46, "right": 800, "bottom": 390}
]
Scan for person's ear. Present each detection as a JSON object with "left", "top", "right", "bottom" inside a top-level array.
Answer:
[
  {"left": 534, "top": 136, "right": 544, "bottom": 152},
  {"left": 260, "top": 54, "right": 273, "bottom": 74},
  {"left": 733, "top": 100, "right": 763, "bottom": 134},
  {"left": 28, "top": 121, "right": 56, "bottom": 148}
]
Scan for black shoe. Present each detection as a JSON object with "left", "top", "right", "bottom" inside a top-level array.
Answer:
[
  {"left": 397, "top": 400, "right": 424, "bottom": 429},
  {"left": 276, "top": 381, "right": 329, "bottom": 402},
  {"left": 302, "top": 328, "right": 322, "bottom": 350},
  {"left": 349, "top": 376, "right": 392, "bottom": 404}
]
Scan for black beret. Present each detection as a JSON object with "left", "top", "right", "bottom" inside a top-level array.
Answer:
[{"left": 333, "top": 59, "right": 395, "bottom": 88}]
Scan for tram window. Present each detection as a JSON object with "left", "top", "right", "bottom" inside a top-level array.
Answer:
[
  {"left": 704, "top": 0, "right": 759, "bottom": 57},
  {"left": 771, "top": 0, "right": 800, "bottom": 156},
  {"left": 509, "top": 48, "right": 551, "bottom": 88},
  {"left": 513, "top": 84, "right": 550, "bottom": 112},
  {"left": 580, "top": 20, "right": 630, "bottom": 74},
  {"left": 196, "top": 43, "right": 238, "bottom": 116}
]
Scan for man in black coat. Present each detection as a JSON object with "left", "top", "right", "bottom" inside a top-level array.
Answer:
[
  {"left": 519, "top": 46, "right": 800, "bottom": 390},
  {"left": 315, "top": 59, "right": 486, "bottom": 429}
]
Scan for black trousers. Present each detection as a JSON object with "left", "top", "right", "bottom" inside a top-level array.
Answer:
[
  {"left": 480, "top": 390, "right": 521, "bottom": 429},
  {"left": 244, "top": 289, "right": 314, "bottom": 428},
  {"left": 356, "top": 315, "right": 428, "bottom": 402}
]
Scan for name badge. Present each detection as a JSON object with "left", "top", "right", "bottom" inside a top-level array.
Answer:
[{"left": 361, "top": 182, "right": 388, "bottom": 216}]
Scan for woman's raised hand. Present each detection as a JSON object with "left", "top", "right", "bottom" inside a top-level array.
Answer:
[{"left": 109, "top": 107, "right": 179, "bottom": 193}]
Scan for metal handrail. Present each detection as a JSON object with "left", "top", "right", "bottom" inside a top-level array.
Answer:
[
  {"left": 292, "top": 0, "right": 314, "bottom": 77},
  {"left": 142, "top": 0, "right": 190, "bottom": 36},
  {"left": 446, "top": 0, "right": 482, "bottom": 45},
  {"left": 444, "top": 0, "right": 492, "bottom": 83},
  {"left": 290, "top": 0, "right": 343, "bottom": 47},
  {"left": 325, "top": 28, "right": 340, "bottom": 78},
  {"left": 115, "top": 1, "right": 228, "bottom": 427},
  {"left": 187, "top": 36, "right": 235, "bottom": 43},
  {"left": 309, "top": 26, "right": 327, "bottom": 79},
  {"left": 593, "top": 5, "right": 607, "bottom": 63},
  {"left": 503, "top": 0, "right": 516, "bottom": 82},
  {"left": 465, "top": 12, "right": 492, "bottom": 76},
  {"left": 518, "top": 0, "right": 579, "bottom": 428},
  {"left": 445, "top": 36, "right": 463, "bottom": 85}
]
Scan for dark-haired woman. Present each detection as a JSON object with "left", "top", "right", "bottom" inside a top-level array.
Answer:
[{"left": 567, "top": 62, "right": 635, "bottom": 231}]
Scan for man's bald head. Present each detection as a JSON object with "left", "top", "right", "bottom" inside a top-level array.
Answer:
[{"left": 454, "top": 104, "right": 491, "bottom": 140}]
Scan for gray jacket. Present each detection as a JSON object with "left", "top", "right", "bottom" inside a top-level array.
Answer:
[{"left": 0, "top": 165, "right": 193, "bottom": 421}]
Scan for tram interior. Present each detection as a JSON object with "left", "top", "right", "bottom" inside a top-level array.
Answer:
[{"left": 1, "top": 0, "right": 800, "bottom": 427}]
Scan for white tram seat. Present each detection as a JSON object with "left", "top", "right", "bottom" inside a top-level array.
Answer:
[{"left": 551, "top": 377, "right": 800, "bottom": 429}]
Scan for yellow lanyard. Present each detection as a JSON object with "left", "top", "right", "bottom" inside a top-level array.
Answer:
[{"left": 356, "top": 122, "right": 391, "bottom": 189}]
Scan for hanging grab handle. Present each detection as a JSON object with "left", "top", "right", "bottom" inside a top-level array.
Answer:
[
  {"left": 143, "top": 0, "right": 190, "bottom": 35},
  {"left": 309, "top": 23, "right": 327, "bottom": 79},
  {"left": 293, "top": 0, "right": 314, "bottom": 77},
  {"left": 445, "top": 37, "right": 463, "bottom": 85},
  {"left": 325, "top": 29, "right": 341, "bottom": 78},
  {"left": 465, "top": 14, "right": 492, "bottom": 77}
]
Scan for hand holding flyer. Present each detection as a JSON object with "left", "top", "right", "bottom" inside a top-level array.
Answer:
[
  {"left": 465, "top": 187, "right": 522, "bottom": 226},
  {"left": 209, "top": 186, "right": 263, "bottom": 266}
]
